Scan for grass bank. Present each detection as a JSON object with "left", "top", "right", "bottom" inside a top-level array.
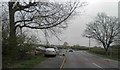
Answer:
[
  {"left": 7, "top": 55, "right": 47, "bottom": 68},
  {"left": 87, "top": 47, "right": 120, "bottom": 61}
]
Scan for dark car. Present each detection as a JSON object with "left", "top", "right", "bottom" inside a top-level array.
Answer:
[
  {"left": 35, "top": 47, "right": 45, "bottom": 55},
  {"left": 69, "top": 49, "right": 73, "bottom": 52}
]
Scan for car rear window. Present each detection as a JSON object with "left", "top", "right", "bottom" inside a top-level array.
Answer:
[{"left": 46, "top": 48, "right": 55, "bottom": 51}]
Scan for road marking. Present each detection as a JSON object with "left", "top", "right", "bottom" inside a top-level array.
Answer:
[
  {"left": 60, "top": 55, "right": 66, "bottom": 69},
  {"left": 92, "top": 63, "right": 104, "bottom": 70}
]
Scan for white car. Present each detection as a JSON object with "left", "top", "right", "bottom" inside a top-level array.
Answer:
[{"left": 44, "top": 48, "right": 57, "bottom": 56}]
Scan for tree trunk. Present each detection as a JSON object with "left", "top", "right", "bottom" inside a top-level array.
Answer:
[
  {"left": 103, "top": 44, "right": 108, "bottom": 55},
  {"left": 102, "top": 42, "right": 111, "bottom": 56},
  {"left": 8, "top": 2, "right": 17, "bottom": 59},
  {"left": 105, "top": 46, "right": 109, "bottom": 56}
]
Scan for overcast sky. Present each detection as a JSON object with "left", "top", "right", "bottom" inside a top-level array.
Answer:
[
  {"left": 1, "top": 0, "right": 119, "bottom": 47},
  {"left": 47, "top": 0, "right": 119, "bottom": 47}
]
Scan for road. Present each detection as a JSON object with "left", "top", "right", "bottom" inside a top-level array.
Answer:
[
  {"left": 34, "top": 50, "right": 119, "bottom": 69},
  {"left": 63, "top": 50, "right": 119, "bottom": 69}
]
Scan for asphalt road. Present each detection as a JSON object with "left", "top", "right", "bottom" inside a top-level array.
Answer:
[
  {"left": 33, "top": 50, "right": 119, "bottom": 69},
  {"left": 63, "top": 50, "right": 119, "bottom": 69}
]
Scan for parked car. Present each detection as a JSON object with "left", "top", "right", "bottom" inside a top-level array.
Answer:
[
  {"left": 35, "top": 47, "right": 45, "bottom": 55},
  {"left": 44, "top": 48, "right": 57, "bottom": 56}
]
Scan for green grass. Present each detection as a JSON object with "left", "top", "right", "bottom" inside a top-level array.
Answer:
[
  {"left": 88, "top": 51, "right": 119, "bottom": 61},
  {"left": 87, "top": 48, "right": 120, "bottom": 61},
  {"left": 9, "top": 55, "right": 47, "bottom": 68}
]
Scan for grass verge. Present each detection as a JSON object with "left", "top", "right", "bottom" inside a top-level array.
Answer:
[
  {"left": 88, "top": 51, "right": 119, "bottom": 61},
  {"left": 87, "top": 48, "right": 120, "bottom": 61},
  {"left": 9, "top": 55, "right": 47, "bottom": 68}
]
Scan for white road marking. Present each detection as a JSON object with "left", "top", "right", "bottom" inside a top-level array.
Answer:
[
  {"left": 92, "top": 63, "right": 104, "bottom": 70},
  {"left": 60, "top": 55, "right": 66, "bottom": 68}
]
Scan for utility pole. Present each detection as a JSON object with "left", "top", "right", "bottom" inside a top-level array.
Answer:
[
  {"left": 118, "top": 1, "right": 120, "bottom": 44},
  {"left": 88, "top": 36, "right": 91, "bottom": 51},
  {"left": 86, "top": 35, "right": 91, "bottom": 51},
  {"left": 89, "top": 37, "right": 90, "bottom": 50}
]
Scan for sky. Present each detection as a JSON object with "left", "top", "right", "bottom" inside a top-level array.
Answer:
[
  {"left": 1, "top": 0, "right": 119, "bottom": 47},
  {"left": 46, "top": 0, "right": 119, "bottom": 47}
]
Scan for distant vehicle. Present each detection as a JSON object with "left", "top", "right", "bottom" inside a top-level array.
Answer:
[
  {"left": 59, "top": 49, "right": 66, "bottom": 56},
  {"left": 54, "top": 47, "right": 59, "bottom": 55},
  {"left": 44, "top": 48, "right": 57, "bottom": 56},
  {"left": 69, "top": 49, "right": 73, "bottom": 52}
]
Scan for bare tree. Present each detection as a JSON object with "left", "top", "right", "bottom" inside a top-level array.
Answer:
[
  {"left": 2, "top": 1, "right": 85, "bottom": 58},
  {"left": 83, "top": 13, "right": 120, "bottom": 52}
]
